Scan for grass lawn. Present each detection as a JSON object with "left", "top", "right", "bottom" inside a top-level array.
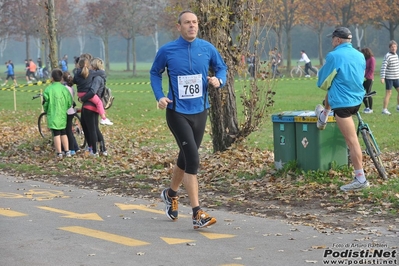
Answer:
[{"left": 1, "top": 62, "right": 398, "bottom": 153}]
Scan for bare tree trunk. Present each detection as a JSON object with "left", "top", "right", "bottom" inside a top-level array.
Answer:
[
  {"left": 104, "top": 34, "right": 110, "bottom": 72},
  {"left": 153, "top": 24, "right": 159, "bottom": 53},
  {"left": 77, "top": 30, "right": 85, "bottom": 55},
  {"left": 318, "top": 32, "right": 323, "bottom": 66},
  {"left": 286, "top": 29, "right": 292, "bottom": 73},
  {"left": 126, "top": 37, "right": 131, "bottom": 71},
  {"left": 47, "top": 0, "right": 58, "bottom": 70},
  {"left": 25, "top": 33, "right": 30, "bottom": 61},
  {"left": 389, "top": 22, "right": 395, "bottom": 41},
  {"left": 208, "top": 73, "right": 239, "bottom": 151},
  {"left": 186, "top": 0, "right": 276, "bottom": 152},
  {"left": 132, "top": 34, "right": 136, "bottom": 76}
]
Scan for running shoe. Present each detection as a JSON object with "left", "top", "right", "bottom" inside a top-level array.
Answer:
[
  {"left": 100, "top": 118, "right": 113, "bottom": 125},
  {"left": 363, "top": 108, "right": 373, "bottom": 114},
  {"left": 340, "top": 179, "right": 369, "bottom": 191},
  {"left": 193, "top": 209, "right": 217, "bottom": 229},
  {"left": 160, "top": 188, "right": 178, "bottom": 221},
  {"left": 382, "top": 109, "right": 391, "bottom": 115}
]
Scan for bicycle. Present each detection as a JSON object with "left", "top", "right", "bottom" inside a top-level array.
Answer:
[
  {"left": 355, "top": 91, "right": 387, "bottom": 179},
  {"left": 290, "top": 62, "right": 318, "bottom": 78},
  {"left": 32, "top": 93, "right": 86, "bottom": 149}
]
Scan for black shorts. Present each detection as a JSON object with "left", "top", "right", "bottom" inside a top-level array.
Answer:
[
  {"left": 333, "top": 105, "right": 360, "bottom": 118},
  {"left": 6, "top": 74, "right": 14, "bottom": 80},
  {"left": 52, "top": 129, "right": 67, "bottom": 136}
]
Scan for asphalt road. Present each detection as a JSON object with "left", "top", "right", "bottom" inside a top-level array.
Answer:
[{"left": 0, "top": 174, "right": 397, "bottom": 266}]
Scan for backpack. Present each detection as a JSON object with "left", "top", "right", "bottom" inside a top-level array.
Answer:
[{"left": 101, "top": 86, "right": 115, "bottom": 110}]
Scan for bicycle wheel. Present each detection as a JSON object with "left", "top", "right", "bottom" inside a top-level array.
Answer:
[
  {"left": 361, "top": 129, "right": 387, "bottom": 179},
  {"left": 290, "top": 67, "right": 302, "bottom": 78},
  {"left": 38, "top": 113, "right": 52, "bottom": 140},
  {"left": 310, "top": 66, "right": 318, "bottom": 77},
  {"left": 72, "top": 113, "right": 86, "bottom": 149}
]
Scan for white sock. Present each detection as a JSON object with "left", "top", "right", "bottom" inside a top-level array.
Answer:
[
  {"left": 319, "top": 109, "right": 330, "bottom": 123},
  {"left": 354, "top": 169, "right": 366, "bottom": 183}
]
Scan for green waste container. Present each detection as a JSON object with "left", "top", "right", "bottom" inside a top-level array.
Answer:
[
  {"left": 294, "top": 112, "right": 348, "bottom": 171},
  {"left": 272, "top": 111, "right": 308, "bottom": 169}
]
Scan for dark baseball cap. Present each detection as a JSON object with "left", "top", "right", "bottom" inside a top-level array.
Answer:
[{"left": 327, "top": 27, "right": 352, "bottom": 39}]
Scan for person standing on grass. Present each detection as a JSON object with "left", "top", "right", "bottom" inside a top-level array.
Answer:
[
  {"left": 380, "top": 40, "right": 399, "bottom": 115},
  {"left": 42, "top": 69, "right": 73, "bottom": 159},
  {"left": 60, "top": 55, "right": 68, "bottom": 72},
  {"left": 25, "top": 59, "right": 31, "bottom": 83},
  {"left": 37, "top": 57, "right": 43, "bottom": 80},
  {"left": 2, "top": 61, "right": 18, "bottom": 87},
  {"left": 77, "top": 57, "right": 113, "bottom": 127},
  {"left": 360, "top": 47, "right": 375, "bottom": 114},
  {"left": 270, "top": 47, "right": 283, "bottom": 78},
  {"left": 62, "top": 71, "right": 80, "bottom": 155},
  {"left": 314, "top": 27, "right": 368, "bottom": 192},
  {"left": 299, "top": 50, "right": 317, "bottom": 77},
  {"left": 74, "top": 56, "right": 109, "bottom": 157},
  {"left": 150, "top": 10, "right": 227, "bottom": 229}
]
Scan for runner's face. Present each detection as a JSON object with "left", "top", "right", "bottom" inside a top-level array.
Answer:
[{"left": 177, "top": 13, "right": 198, "bottom": 42}]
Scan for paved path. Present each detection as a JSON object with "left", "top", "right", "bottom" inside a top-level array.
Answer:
[{"left": 0, "top": 174, "right": 397, "bottom": 266}]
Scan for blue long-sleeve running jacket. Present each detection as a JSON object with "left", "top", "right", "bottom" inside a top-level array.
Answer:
[
  {"left": 317, "top": 42, "right": 365, "bottom": 109},
  {"left": 150, "top": 36, "right": 227, "bottom": 114}
]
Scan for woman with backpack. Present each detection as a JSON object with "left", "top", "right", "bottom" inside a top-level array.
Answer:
[{"left": 73, "top": 55, "right": 109, "bottom": 156}]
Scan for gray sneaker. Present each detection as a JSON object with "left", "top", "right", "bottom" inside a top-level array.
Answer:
[
  {"left": 340, "top": 179, "right": 370, "bottom": 191},
  {"left": 315, "top": 104, "right": 327, "bottom": 130}
]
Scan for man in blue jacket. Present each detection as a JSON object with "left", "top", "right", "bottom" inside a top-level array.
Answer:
[
  {"left": 2, "top": 61, "right": 18, "bottom": 87},
  {"left": 150, "top": 10, "right": 227, "bottom": 229},
  {"left": 315, "top": 27, "right": 368, "bottom": 192}
]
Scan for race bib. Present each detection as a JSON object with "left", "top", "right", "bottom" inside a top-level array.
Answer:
[{"left": 177, "top": 74, "right": 203, "bottom": 99}]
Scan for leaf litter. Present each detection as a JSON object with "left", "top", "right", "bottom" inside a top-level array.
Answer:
[{"left": 0, "top": 111, "right": 398, "bottom": 236}]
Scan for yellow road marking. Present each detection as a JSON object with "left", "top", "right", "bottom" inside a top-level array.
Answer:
[
  {"left": 199, "top": 232, "right": 236, "bottom": 240},
  {"left": 59, "top": 226, "right": 150, "bottom": 247},
  {"left": 161, "top": 237, "right": 196, "bottom": 245},
  {"left": 115, "top": 203, "right": 190, "bottom": 218},
  {"left": 0, "top": 208, "right": 28, "bottom": 217},
  {"left": 0, "top": 192, "right": 25, "bottom": 199},
  {"left": 24, "top": 189, "right": 69, "bottom": 201},
  {"left": 37, "top": 206, "right": 103, "bottom": 221}
]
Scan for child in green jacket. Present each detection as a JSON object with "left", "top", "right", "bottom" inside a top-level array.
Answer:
[{"left": 43, "top": 69, "right": 73, "bottom": 159}]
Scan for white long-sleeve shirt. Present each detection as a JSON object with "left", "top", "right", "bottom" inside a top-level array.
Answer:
[
  {"left": 299, "top": 53, "right": 310, "bottom": 63},
  {"left": 380, "top": 52, "right": 399, "bottom": 79}
]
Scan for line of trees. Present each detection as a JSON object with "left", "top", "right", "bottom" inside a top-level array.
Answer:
[
  {"left": 0, "top": 0, "right": 172, "bottom": 75},
  {"left": 0, "top": 0, "right": 398, "bottom": 75}
]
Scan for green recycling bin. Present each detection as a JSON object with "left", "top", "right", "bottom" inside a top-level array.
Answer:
[
  {"left": 272, "top": 111, "right": 307, "bottom": 169},
  {"left": 294, "top": 113, "right": 348, "bottom": 171}
]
